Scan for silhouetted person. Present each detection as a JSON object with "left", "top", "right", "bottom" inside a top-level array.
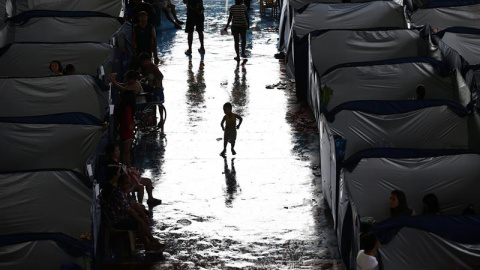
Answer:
[
  {"left": 220, "top": 102, "right": 243, "bottom": 157},
  {"left": 422, "top": 193, "right": 440, "bottom": 215},
  {"left": 184, "top": 0, "right": 205, "bottom": 56},
  {"left": 64, "top": 64, "right": 76, "bottom": 75},
  {"left": 414, "top": 84, "right": 425, "bottom": 100},
  {"left": 133, "top": 11, "right": 160, "bottom": 64},
  {"left": 390, "top": 189, "right": 416, "bottom": 217}
]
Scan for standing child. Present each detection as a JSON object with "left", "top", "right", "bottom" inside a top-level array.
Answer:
[
  {"left": 224, "top": 0, "right": 249, "bottom": 61},
  {"left": 220, "top": 102, "right": 243, "bottom": 156}
]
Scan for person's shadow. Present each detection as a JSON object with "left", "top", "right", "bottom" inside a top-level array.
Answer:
[
  {"left": 186, "top": 60, "right": 206, "bottom": 108},
  {"left": 223, "top": 157, "right": 239, "bottom": 207},
  {"left": 230, "top": 59, "right": 248, "bottom": 115}
]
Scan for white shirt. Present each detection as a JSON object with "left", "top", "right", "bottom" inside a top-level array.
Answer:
[{"left": 357, "top": 250, "right": 379, "bottom": 270}]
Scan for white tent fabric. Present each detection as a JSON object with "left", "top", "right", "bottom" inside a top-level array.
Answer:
[
  {"left": 0, "top": 42, "right": 113, "bottom": 77},
  {"left": 0, "top": 76, "right": 108, "bottom": 120},
  {"left": 0, "top": 171, "right": 91, "bottom": 237},
  {"left": 294, "top": 2, "right": 406, "bottom": 40},
  {"left": 0, "top": 123, "right": 102, "bottom": 174},
  {"left": 286, "top": 2, "right": 407, "bottom": 78},
  {"left": 310, "top": 29, "right": 432, "bottom": 77},
  {"left": 319, "top": 114, "right": 338, "bottom": 225},
  {"left": 343, "top": 153, "right": 480, "bottom": 222},
  {"left": 6, "top": 0, "right": 122, "bottom": 17},
  {"left": 380, "top": 227, "right": 480, "bottom": 270},
  {"left": 0, "top": 17, "right": 122, "bottom": 46},
  {"left": 320, "top": 61, "right": 457, "bottom": 111},
  {"left": 0, "top": 240, "right": 89, "bottom": 270},
  {"left": 411, "top": 4, "right": 480, "bottom": 31},
  {"left": 441, "top": 31, "right": 480, "bottom": 65},
  {"left": 328, "top": 105, "right": 469, "bottom": 159}
]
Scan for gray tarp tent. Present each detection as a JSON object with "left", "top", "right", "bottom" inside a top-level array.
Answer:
[
  {"left": 440, "top": 28, "right": 480, "bottom": 65},
  {"left": 320, "top": 101, "right": 469, "bottom": 227},
  {"left": 0, "top": 123, "right": 103, "bottom": 174},
  {"left": 410, "top": 1, "right": 480, "bottom": 31},
  {"left": 338, "top": 151, "right": 480, "bottom": 269},
  {"left": 0, "top": 171, "right": 91, "bottom": 238},
  {"left": 378, "top": 226, "right": 480, "bottom": 270},
  {"left": 307, "top": 28, "right": 438, "bottom": 119},
  {"left": 319, "top": 60, "right": 459, "bottom": 112},
  {"left": 0, "top": 16, "right": 123, "bottom": 47},
  {"left": 327, "top": 103, "right": 469, "bottom": 159},
  {"left": 286, "top": 2, "right": 408, "bottom": 100},
  {"left": 0, "top": 76, "right": 108, "bottom": 120},
  {"left": 6, "top": 0, "right": 123, "bottom": 17},
  {"left": 0, "top": 42, "right": 114, "bottom": 77}
]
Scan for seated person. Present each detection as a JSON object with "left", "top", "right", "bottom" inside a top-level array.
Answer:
[
  {"left": 138, "top": 52, "right": 164, "bottom": 102},
  {"left": 389, "top": 189, "right": 416, "bottom": 217},
  {"left": 49, "top": 60, "right": 63, "bottom": 76},
  {"left": 422, "top": 193, "right": 440, "bottom": 216},
  {"left": 357, "top": 232, "right": 380, "bottom": 270},
  {"left": 106, "top": 174, "right": 165, "bottom": 251},
  {"left": 64, "top": 64, "right": 76, "bottom": 75},
  {"left": 413, "top": 84, "right": 425, "bottom": 100},
  {"left": 106, "top": 144, "right": 162, "bottom": 207}
]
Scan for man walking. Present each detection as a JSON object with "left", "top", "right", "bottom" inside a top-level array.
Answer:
[{"left": 184, "top": 0, "right": 205, "bottom": 56}]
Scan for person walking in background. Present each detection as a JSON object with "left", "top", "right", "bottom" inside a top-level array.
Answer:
[
  {"left": 224, "top": 0, "right": 249, "bottom": 61},
  {"left": 133, "top": 11, "right": 160, "bottom": 65},
  {"left": 220, "top": 102, "right": 243, "bottom": 157},
  {"left": 184, "top": 0, "right": 205, "bottom": 56}
]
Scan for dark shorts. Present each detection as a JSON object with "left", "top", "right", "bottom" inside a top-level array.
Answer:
[
  {"left": 185, "top": 13, "right": 204, "bottom": 33},
  {"left": 231, "top": 26, "right": 247, "bottom": 36},
  {"left": 113, "top": 219, "right": 139, "bottom": 230}
]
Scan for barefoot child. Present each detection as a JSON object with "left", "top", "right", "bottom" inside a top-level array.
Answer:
[{"left": 220, "top": 102, "right": 243, "bottom": 156}]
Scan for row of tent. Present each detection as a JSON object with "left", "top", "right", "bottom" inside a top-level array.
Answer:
[
  {"left": 0, "top": 0, "right": 134, "bottom": 268},
  {"left": 278, "top": 0, "right": 480, "bottom": 269}
]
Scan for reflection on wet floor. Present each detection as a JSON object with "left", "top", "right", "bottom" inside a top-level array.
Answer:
[{"left": 103, "top": 1, "right": 341, "bottom": 269}]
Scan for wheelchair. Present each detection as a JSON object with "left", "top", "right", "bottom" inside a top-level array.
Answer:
[{"left": 134, "top": 88, "right": 167, "bottom": 134}]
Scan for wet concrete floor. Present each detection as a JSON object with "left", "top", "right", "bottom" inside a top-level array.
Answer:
[{"left": 103, "top": 1, "right": 341, "bottom": 268}]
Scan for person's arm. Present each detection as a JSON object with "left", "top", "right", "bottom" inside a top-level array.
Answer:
[
  {"left": 154, "top": 67, "right": 164, "bottom": 88},
  {"left": 109, "top": 75, "right": 128, "bottom": 91},
  {"left": 221, "top": 116, "right": 226, "bottom": 131},
  {"left": 224, "top": 10, "right": 232, "bottom": 30},
  {"left": 236, "top": 114, "right": 243, "bottom": 129},
  {"left": 151, "top": 27, "right": 160, "bottom": 64}
]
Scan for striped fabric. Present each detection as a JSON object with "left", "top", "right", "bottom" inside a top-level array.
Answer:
[{"left": 230, "top": 4, "right": 247, "bottom": 27}]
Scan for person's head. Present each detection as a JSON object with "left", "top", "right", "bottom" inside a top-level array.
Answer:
[
  {"left": 64, "top": 64, "right": 76, "bottom": 75},
  {"left": 106, "top": 144, "right": 121, "bottom": 160},
  {"left": 138, "top": 52, "right": 152, "bottom": 66},
  {"left": 415, "top": 84, "right": 426, "bottom": 100},
  {"left": 138, "top": 11, "right": 148, "bottom": 23},
  {"left": 422, "top": 193, "right": 440, "bottom": 215},
  {"left": 124, "top": 70, "right": 138, "bottom": 83},
  {"left": 235, "top": 0, "right": 244, "bottom": 5},
  {"left": 106, "top": 164, "right": 122, "bottom": 182},
  {"left": 49, "top": 60, "right": 63, "bottom": 74},
  {"left": 118, "top": 174, "right": 134, "bottom": 192},
  {"left": 390, "top": 189, "right": 409, "bottom": 216},
  {"left": 360, "top": 232, "right": 379, "bottom": 253},
  {"left": 223, "top": 102, "right": 233, "bottom": 114}
]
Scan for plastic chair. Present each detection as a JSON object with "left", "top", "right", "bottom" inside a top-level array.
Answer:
[
  {"left": 100, "top": 198, "right": 136, "bottom": 258},
  {"left": 260, "top": 0, "right": 278, "bottom": 17}
]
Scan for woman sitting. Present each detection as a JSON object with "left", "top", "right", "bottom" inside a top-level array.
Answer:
[{"left": 390, "top": 189, "right": 416, "bottom": 217}]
